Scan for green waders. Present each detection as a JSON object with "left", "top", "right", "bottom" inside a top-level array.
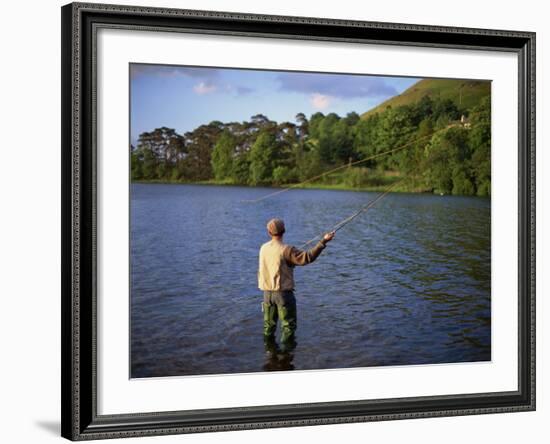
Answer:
[{"left": 262, "top": 290, "right": 297, "bottom": 347}]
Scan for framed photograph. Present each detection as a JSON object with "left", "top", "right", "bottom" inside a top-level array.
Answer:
[{"left": 61, "top": 2, "right": 535, "bottom": 440}]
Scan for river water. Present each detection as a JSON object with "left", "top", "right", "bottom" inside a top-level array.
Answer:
[{"left": 130, "top": 183, "right": 491, "bottom": 378}]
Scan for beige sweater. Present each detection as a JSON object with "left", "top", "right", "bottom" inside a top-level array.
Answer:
[{"left": 257, "top": 238, "right": 327, "bottom": 291}]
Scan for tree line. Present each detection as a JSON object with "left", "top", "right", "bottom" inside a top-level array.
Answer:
[{"left": 131, "top": 94, "right": 491, "bottom": 196}]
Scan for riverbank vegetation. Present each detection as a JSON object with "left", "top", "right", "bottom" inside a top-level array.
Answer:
[{"left": 131, "top": 80, "right": 491, "bottom": 196}]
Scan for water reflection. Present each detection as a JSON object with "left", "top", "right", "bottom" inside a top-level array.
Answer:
[{"left": 263, "top": 336, "right": 295, "bottom": 371}]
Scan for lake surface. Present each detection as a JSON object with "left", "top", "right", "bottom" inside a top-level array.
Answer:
[{"left": 130, "top": 183, "right": 491, "bottom": 378}]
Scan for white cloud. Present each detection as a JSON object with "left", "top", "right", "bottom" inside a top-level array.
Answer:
[
  {"left": 310, "top": 93, "right": 332, "bottom": 110},
  {"left": 193, "top": 82, "right": 217, "bottom": 95}
]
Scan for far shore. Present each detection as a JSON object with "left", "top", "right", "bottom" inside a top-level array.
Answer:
[{"left": 131, "top": 178, "right": 443, "bottom": 195}]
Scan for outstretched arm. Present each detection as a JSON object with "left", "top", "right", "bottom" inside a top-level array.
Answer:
[{"left": 283, "top": 231, "right": 335, "bottom": 266}]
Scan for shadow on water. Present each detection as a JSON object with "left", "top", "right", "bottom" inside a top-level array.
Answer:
[{"left": 130, "top": 184, "right": 491, "bottom": 378}]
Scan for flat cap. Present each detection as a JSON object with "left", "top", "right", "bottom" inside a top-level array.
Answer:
[{"left": 266, "top": 218, "right": 285, "bottom": 236}]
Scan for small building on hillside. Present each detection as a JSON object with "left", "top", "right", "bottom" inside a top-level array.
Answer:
[{"left": 460, "top": 115, "right": 472, "bottom": 129}]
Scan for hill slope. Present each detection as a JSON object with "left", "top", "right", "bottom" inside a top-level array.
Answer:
[{"left": 361, "top": 78, "right": 491, "bottom": 119}]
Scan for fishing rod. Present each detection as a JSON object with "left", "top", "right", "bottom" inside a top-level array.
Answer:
[{"left": 299, "top": 178, "right": 404, "bottom": 249}]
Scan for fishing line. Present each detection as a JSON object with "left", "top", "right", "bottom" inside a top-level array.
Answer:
[
  {"left": 299, "top": 178, "right": 404, "bottom": 249},
  {"left": 243, "top": 121, "right": 471, "bottom": 245},
  {"left": 241, "top": 126, "right": 452, "bottom": 204}
]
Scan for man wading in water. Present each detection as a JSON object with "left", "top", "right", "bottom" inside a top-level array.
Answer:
[{"left": 258, "top": 218, "right": 335, "bottom": 355}]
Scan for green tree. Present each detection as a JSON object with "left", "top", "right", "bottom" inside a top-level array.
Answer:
[
  {"left": 249, "top": 131, "right": 279, "bottom": 185},
  {"left": 376, "top": 106, "right": 416, "bottom": 170},
  {"left": 183, "top": 122, "right": 223, "bottom": 180},
  {"left": 452, "top": 164, "right": 475, "bottom": 195},
  {"left": 469, "top": 96, "right": 491, "bottom": 196},
  {"left": 130, "top": 151, "right": 143, "bottom": 180},
  {"left": 353, "top": 114, "right": 381, "bottom": 166},
  {"left": 211, "top": 132, "right": 236, "bottom": 181},
  {"left": 141, "top": 148, "right": 158, "bottom": 180},
  {"left": 230, "top": 154, "right": 251, "bottom": 184},
  {"left": 343, "top": 111, "right": 360, "bottom": 126},
  {"left": 424, "top": 127, "right": 471, "bottom": 194},
  {"left": 272, "top": 166, "right": 297, "bottom": 185},
  {"left": 132, "top": 127, "right": 186, "bottom": 180},
  {"left": 295, "top": 112, "right": 309, "bottom": 140},
  {"left": 333, "top": 118, "right": 356, "bottom": 163}
]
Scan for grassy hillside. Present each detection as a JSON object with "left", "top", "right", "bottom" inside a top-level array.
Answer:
[{"left": 361, "top": 78, "right": 491, "bottom": 119}]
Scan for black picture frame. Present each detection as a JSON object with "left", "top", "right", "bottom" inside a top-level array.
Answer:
[{"left": 61, "top": 2, "right": 536, "bottom": 440}]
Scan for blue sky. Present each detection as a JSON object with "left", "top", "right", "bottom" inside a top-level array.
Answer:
[{"left": 130, "top": 64, "right": 419, "bottom": 145}]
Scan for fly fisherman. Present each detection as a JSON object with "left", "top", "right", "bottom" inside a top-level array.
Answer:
[{"left": 258, "top": 218, "right": 335, "bottom": 351}]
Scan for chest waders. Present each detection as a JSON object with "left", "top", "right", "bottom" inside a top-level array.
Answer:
[{"left": 262, "top": 290, "right": 297, "bottom": 350}]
